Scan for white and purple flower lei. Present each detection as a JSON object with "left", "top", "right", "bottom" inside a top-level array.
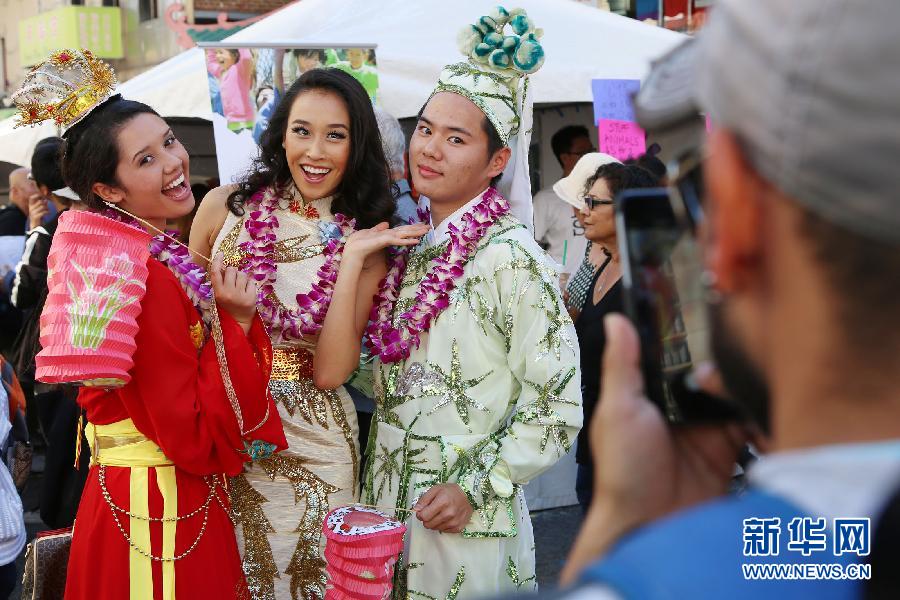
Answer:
[
  {"left": 101, "top": 208, "right": 212, "bottom": 314},
  {"left": 148, "top": 234, "right": 213, "bottom": 314},
  {"left": 366, "top": 187, "right": 510, "bottom": 363},
  {"left": 240, "top": 185, "right": 356, "bottom": 342}
]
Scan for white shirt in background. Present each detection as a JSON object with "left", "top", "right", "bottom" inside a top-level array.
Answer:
[{"left": 532, "top": 187, "right": 587, "bottom": 273}]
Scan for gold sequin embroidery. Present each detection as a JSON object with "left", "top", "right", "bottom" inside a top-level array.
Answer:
[
  {"left": 261, "top": 455, "right": 339, "bottom": 600},
  {"left": 189, "top": 321, "right": 204, "bottom": 351},
  {"left": 230, "top": 474, "right": 279, "bottom": 600},
  {"left": 516, "top": 367, "right": 579, "bottom": 454},
  {"left": 421, "top": 340, "right": 492, "bottom": 428},
  {"left": 268, "top": 347, "right": 359, "bottom": 493},
  {"left": 232, "top": 455, "right": 342, "bottom": 600},
  {"left": 219, "top": 218, "right": 244, "bottom": 269},
  {"left": 505, "top": 556, "right": 536, "bottom": 590},
  {"left": 219, "top": 218, "right": 326, "bottom": 267}
]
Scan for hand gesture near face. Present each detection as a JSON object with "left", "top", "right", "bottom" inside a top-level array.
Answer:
[
  {"left": 210, "top": 254, "right": 259, "bottom": 333},
  {"left": 343, "top": 222, "right": 430, "bottom": 264},
  {"left": 28, "top": 194, "right": 49, "bottom": 230}
]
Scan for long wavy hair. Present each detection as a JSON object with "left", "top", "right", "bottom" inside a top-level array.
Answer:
[{"left": 227, "top": 69, "right": 395, "bottom": 229}]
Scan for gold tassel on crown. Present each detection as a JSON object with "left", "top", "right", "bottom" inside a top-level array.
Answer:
[{"left": 12, "top": 49, "right": 117, "bottom": 132}]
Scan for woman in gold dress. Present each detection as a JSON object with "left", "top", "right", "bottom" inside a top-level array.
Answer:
[{"left": 190, "top": 69, "right": 426, "bottom": 599}]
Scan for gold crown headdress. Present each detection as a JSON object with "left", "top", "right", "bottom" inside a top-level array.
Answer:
[{"left": 12, "top": 49, "right": 117, "bottom": 133}]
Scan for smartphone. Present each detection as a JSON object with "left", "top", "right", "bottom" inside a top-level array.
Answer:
[{"left": 616, "top": 187, "right": 745, "bottom": 425}]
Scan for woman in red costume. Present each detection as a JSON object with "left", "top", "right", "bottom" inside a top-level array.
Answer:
[{"left": 13, "top": 50, "right": 287, "bottom": 599}]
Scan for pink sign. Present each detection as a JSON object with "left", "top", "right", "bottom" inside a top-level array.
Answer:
[{"left": 598, "top": 118, "right": 646, "bottom": 161}]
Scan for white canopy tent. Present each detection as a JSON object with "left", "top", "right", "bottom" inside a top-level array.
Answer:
[
  {"left": 228, "top": 0, "right": 685, "bottom": 117},
  {"left": 0, "top": 0, "right": 684, "bottom": 167}
]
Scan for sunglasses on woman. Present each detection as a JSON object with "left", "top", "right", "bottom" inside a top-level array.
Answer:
[{"left": 583, "top": 197, "right": 614, "bottom": 211}]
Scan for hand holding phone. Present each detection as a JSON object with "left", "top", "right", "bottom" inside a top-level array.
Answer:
[{"left": 616, "top": 187, "right": 746, "bottom": 425}]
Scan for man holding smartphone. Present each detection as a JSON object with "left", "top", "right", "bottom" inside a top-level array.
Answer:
[{"left": 555, "top": 0, "right": 900, "bottom": 597}]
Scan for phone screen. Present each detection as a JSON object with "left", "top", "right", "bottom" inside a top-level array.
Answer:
[{"left": 617, "top": 188, "right": 740, "bottom": 424}]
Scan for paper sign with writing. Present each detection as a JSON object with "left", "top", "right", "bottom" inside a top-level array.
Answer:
[
  {"left": 598, "top": 118, "right": 646, "bottom": 161},
  {"left": 592, "top": 79, "right": 641, "bottom": 124}
]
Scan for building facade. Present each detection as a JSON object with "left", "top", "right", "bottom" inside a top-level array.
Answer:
[{"left": 0, "top": 0, "right": 289, "bottom": 106}]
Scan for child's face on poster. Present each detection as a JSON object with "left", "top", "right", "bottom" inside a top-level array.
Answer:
[
  {"left": 257, "top": 87, "right": 274, "bottom": 109},
  {"left": 215, "top": 49, "right": 236, "bottom": 69},
  {"left": 346, "top": 48, "right": 366, "bottom": 69},
  {"left": 297, "top": 53, "right": 322, "bottom": 73}
]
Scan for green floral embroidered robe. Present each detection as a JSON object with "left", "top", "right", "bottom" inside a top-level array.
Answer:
[{"left": 363, "top": 211, "right": 583, "bottom": 599}]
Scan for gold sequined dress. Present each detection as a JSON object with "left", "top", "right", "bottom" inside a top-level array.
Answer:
[{"left": 212, "top": 192, "right": 359, "bottom": 600}]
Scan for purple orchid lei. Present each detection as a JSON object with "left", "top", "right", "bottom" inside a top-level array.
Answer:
[
  {"left": 366, "top": 187, "right": 510, "bottom": 363},
  {"left": 239, "top": 185, "right": 356, "bottom": 342},
  {"left": 148, "top": 234, "right": 213, "bottom": 314},
  {"left": 100, "top": 208, "right": 213, "bottom": 315}
]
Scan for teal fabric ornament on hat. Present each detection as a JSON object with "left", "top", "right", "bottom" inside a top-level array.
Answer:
[
  {"left": 430, "top": 5, "right": 546, "bottom": 234},
  {"left": 441, "top": 5, "right": 545, "bottom": 145}
]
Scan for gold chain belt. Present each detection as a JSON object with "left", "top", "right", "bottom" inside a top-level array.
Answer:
[{"left": 86, "top": 420, "right": 231, "bottom": 564}]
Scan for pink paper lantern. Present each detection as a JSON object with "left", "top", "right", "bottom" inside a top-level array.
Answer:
[
  {"left": 36, "top": 210, "right": 151, "bottom": 387},
  {"left": 323, "top": 505, "right": 407, "bottom": 600},
  {"left": 325, "top": 547, "right": 397, "bottom": 582},
  {"left": 326, "top": 570, "right": 393, "bottom": 599}
]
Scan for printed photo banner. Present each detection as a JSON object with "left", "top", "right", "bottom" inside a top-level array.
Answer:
[
  {"left": 592, "top": 78, "right": 646, "bottom": 162},
  {"left": 200, "top": 43, "right": 379, "bottom": 185}
]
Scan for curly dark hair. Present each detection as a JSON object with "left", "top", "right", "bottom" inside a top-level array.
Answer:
[
  {"left": 227, "top": 68, "right": 395, "bottom": 229},
  {"left": 582, "top": 162, "right": 660, "bottom": 199}
]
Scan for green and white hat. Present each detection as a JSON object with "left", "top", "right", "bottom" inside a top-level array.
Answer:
[{"left": 430, "top": 6, "right": 545, "bottom": 230}]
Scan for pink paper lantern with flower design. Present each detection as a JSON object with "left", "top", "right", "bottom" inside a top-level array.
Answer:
[{"left": 36, "top": 210, "right": 151, "bottom": 387}]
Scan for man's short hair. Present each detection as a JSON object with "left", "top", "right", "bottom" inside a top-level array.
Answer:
[
  {"left": 551, "top": 125, "right": 590, "bottom": 166},
  {"left": 374, "top": 107, "right": 407, "bottom": 177},
  {"left": 482, "top": 116, "right": 505, "bottom": 188},
  {"left": 796, "top": 205, "right": 900, "bottom": 360},
  {"left": 31, "top": 136, "right": 66, "bottom": 191}
]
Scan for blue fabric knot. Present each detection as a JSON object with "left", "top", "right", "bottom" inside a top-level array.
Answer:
[
  {"left": 318, "top": 220, "right": 342, "bottom": 243},
  {"left": 244, "top": 439, "right": 277, "bottom": 461}
]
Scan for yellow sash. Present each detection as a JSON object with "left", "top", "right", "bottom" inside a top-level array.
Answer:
[{"left": 87, "top": 419, "right": 177, "bottom": 600}]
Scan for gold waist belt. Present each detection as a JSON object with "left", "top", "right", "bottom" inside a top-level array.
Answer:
[
  {"left": 271, "top": 346, "right": 315, "bottom": 381},
  {"left": 86, "top": 418, "right": 173, "bottom": 468}
]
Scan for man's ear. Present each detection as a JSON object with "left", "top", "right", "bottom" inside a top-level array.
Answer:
[
  {"left": 92, "top": 181, "right": 125, "bottom": 205},
  {"left": 487, "top": 146, "right": 512, "bottom": 179},
  {"left": 704, "top": 129, "right": 765, "bottom": 294}
]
